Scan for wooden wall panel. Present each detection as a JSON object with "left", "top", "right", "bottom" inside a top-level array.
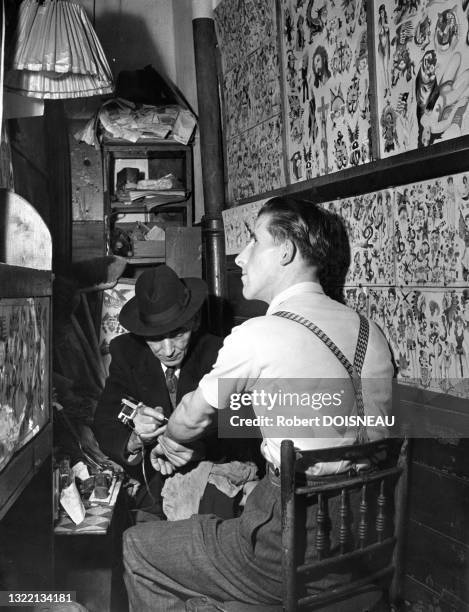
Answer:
[
  {"left": 0, "top": 459, "right": 53, "bottom": 589},
  {"left": 404, "top": 575, "right": 469, "bottom": 612},
  {"left": 45, "top": 101, "right": 72, "bottom": 274},
  {"left": 70, "top": 119, "right": 104, "bottom": 221},
  {"left": 72, "top": 221, "right": 106, "bottom": 262},
  {"left": 165, "top": 226, "right": 202, "bottom": 278},
  {"left": 8, "top": 117, "right": 48, "bottom": 175},
  {"left": 409, "top": 463, "right": 469, "bottom": 543},
  {"left": 406, "top": 520, "right": 469, "bottom": 605},
  {"left": 10, "top": 124, "right": 50, "bottom": 227},
  {"left": 412, "top": 438, "right": 469, "bottom": 479}
]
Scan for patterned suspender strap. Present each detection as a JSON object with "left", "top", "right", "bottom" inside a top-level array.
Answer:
[
  {"left": 273, "top": 311, "right": 370, "bottom": 444},
  {"left": 352, "top": 315, "right": 369, "bottom": 444}
]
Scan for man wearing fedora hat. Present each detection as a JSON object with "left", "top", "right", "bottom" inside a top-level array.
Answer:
[{"left": 94, "top": 265, "right": 237, "bottom": 519}]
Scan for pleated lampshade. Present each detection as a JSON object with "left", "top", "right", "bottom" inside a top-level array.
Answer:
[{"left": 5, "top": 0, "right": 114, "bottom": 99}]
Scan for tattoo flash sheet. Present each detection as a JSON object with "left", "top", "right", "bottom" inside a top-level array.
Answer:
[
  {"left": 214, "top": 0, "right": 277, "bottom": 75},
  {"left": 99, "top": 281, "right": 135, "bottom": 376},
  {"left": 395, "top": 171, "right": 469, "bottom": 286},
  {"left": 281, "top": 0, "right": 372, "bottom": 182},
  {"left": 322, "top": 171, "right": 469, "bottom": 288},
  {"left": 0, "top": 298, "right": 50, "bottom": 471},
  {"left": 225, "top": 116, "right": 285, "bottom": 203},
  {"left": 215, "top": 0, "right": 285, "bottom": 204},
  {"left": 369, "top": 287, "right": 469, "bottom": 397},
  {"left": 222, "top": 200, "right": 266, "bottom": 255},
  {"left": 322, "top": 188, "right": 395, "bottom": 285},
  {"left": 374, "top": 0, "right": 469, "bottom": 157},
  {"left": 345, "top": 286, "right": 370, "bottom": 316}
]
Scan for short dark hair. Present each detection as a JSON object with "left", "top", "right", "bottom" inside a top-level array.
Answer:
[{"left": 258, "top": 196, "right": 350, "bottom": 303}]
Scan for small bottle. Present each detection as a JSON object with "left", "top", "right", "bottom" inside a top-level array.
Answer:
[{"left": 58, "top": 456, "right": 72, "bottom": 490}]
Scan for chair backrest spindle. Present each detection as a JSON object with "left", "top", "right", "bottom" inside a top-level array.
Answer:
[
  {"left": 315, "top": 493, "right": 329, "bottom": 560},
  {"left": 358, "top": 483, "right": 368, "bottom": 549},
  {"left": 376, "top": 479, "right": 387, "bottom": 543},
  {"left": 338, "top": 488, "right": 349, "bottom": 554}
]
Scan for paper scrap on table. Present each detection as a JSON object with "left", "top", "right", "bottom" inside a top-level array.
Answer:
[
  {"left": 72, "top": 461, "right": 90, "bottom": 481},
  {"left": 60, "top": 481, "right": 86, "bottom": 524}
]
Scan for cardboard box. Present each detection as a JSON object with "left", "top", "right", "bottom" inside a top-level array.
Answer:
[{"left": 132, "top": 239, "right": 165, "bottom": 258}]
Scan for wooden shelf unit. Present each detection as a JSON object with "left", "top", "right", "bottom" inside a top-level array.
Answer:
[
  {"left": 103, "top": 139, "right": 193, "bottom": 221},
  {"left": 102, "top": 139, "right": 194, "bottom": 271}
]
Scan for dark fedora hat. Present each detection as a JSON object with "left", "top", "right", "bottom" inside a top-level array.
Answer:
[{"left": 119, "top": 265, "right": 207, "bottom": 336}]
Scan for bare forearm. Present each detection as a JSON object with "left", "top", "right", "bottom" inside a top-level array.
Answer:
[{"left": 166, "top": 388, "right": 216, "bottom": 443}]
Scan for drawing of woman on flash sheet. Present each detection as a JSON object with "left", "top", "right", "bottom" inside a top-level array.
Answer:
[
  {"left": 377, "top": 4, "right": 391, "bottom": 97},
  {"left": 419, "top": 52, "right": 469, "bottom": 147}
]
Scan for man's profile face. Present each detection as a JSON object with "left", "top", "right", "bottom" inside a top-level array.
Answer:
[
  {"left": 235, "top": 213, "right": 282, "bottom": 303},
  {"left": 146, "top": 327, "right": 192, "bottom": 367}
]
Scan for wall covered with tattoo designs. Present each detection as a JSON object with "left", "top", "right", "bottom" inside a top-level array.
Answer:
[
  {"left": 215, "top": 0, "right": 469, "bottom": 203},
  {"left": 323, "top": 171, "right": 469, "bottom": 398},
  {"left": 217, "top": 0, "right": 469, "bottom": 398},
  {"left": 223, "top": 170, "right": 469, "bottom": 398}
]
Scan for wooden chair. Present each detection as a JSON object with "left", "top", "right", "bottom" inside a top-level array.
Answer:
[{"left": 281, "top": 438, "right": 409, "bottom": 612}]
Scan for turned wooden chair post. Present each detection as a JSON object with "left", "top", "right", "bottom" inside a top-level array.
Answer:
[
  {"left": 281, "top": 439, "right": 297, "bottom": 611},
  {"left": 389, "top": 439, "right": 409, "bottom": 607}
]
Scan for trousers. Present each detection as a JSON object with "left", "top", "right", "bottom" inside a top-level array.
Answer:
[
  {"left": 124, "top": 471, "right": 282, "bottom": 611},
  {"left": 123, "top": 468, "right": 384, "bottom": 611}
]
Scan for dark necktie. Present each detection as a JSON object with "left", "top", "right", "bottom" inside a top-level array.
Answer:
[{"left": 165, "top": 367, "right": 178, "bottom": 409}]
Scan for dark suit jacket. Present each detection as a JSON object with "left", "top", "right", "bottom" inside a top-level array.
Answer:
[{"left": 93, "top": 331, "right": 223, "bottom": 473}]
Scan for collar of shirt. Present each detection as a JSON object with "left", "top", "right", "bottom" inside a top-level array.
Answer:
[
  {"left": 160, "top": 363, "right": 180, "bottom": 378},
  {"left": 266, "top": 281, "right": 324, "bottom": 315}
]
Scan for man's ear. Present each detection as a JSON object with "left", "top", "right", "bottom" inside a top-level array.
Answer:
[{"left": 280, "top": 239, "right": 295, "bottom": 266}]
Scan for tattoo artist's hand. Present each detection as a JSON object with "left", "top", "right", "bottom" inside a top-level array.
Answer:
[
  {"left": 150, "top": 452, "right": 175, "bottom": 476},
  {"left": 132, "top": 404, "right": 166, "bottom": 442},
  {"left": 150, "top": 435, "right": 205, "bottom": 475}
]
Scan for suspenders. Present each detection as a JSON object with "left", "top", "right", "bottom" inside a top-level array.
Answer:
[{"left": 272, "top": 311, "right": 370, "bottom": 444}]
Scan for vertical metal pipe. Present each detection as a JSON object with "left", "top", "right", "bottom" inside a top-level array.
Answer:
[{"left": 192, "top": 9, "right": 227, "bottom": 335}]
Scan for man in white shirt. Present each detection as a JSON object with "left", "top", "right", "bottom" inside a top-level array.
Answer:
[{"left": 123, "top": 197, "right": 394, "bottom": 611}]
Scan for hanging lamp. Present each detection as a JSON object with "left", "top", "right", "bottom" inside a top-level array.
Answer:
[{"left": 5, "top": 0, "right": 113, "bottom": 99}]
